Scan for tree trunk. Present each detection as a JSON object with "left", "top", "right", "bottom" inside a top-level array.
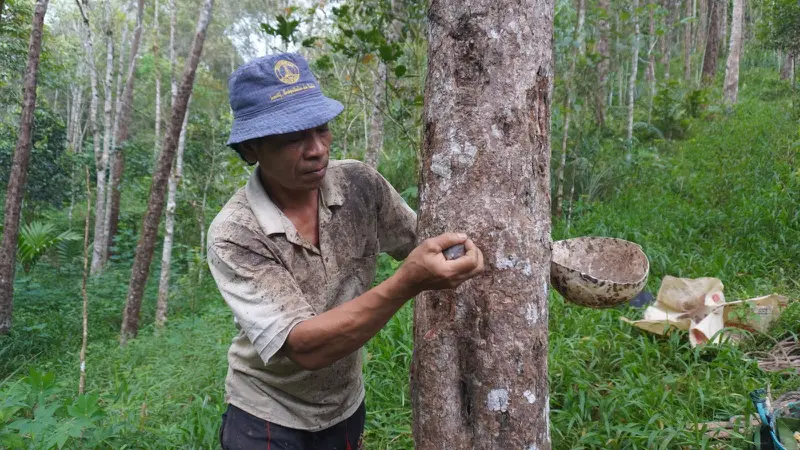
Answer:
[
  {"left": 121, "top": 0, "right": 214, "bottom": 344},
  {"left": 105, "top": 0, "right": 146, "bottom": 261},
  {"left": 102, "top": 17, "right": 129, "bottom": 265},
  {"left": 627, "top": 0, "right": 640, "bottom": 157},
  {"left": 556, "top": 0, "right": 584, "bottom": 218},
  {"left": 153, "top": 0, "right": 161, "bottom": 160},
  {"left": 722, "top": 0, "right": 744, "bottom": 105},
  {"left": 576, "top": 0, "right": 586, "bottom": 54},
  {"left": 155, "top": 96, "right": 190, "bottom": 329},
  {"left": 0, "top": 0, "right": 49, "bottom": 335},
  {"left": 91, "top": 0, "right": 114, "bottom": 275},
  {"left": 661, "top": 0, "right": 677, "bottom": 79},
  {"left": 702, "top": 0, "right": 722, "bottom": 82},
  {"left": 595, "top": 0, "right": 611, "bottom": 126},
  {"left": 647, "top": 3, "right": 657, "bottom": 121},
  {"left": 780, "top": 52, "right": 794, "bottom": 81},
  {"left": 683, "top": 0, "right": 693, "bottom": 80},
  {"left": 411, "top": 0, "right": 553, "bottom": 447},
  {"left": 364, "top": 62, "right": 385, "bottom": 168},
  {"left": 0, "top": 0, "right": 5, "bottom": 21},
  {"left": 720, "top": 0, "right": 727, "bottom": 53},
  {"left": 79, "top": 167, "right": 91, "bottom": 394}
]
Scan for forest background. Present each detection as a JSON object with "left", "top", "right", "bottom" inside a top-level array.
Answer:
[{"left": 0, "top": 0, "right": 799, "bottom": 447}]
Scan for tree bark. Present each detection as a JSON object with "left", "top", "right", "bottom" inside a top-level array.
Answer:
[
  {"left": 780, "top": 52, "right": 794, "bottom": 81},
  {"left": 722, "top": 0, "right": 744, "bottom": 105},
  {"left": 91, "top": 0, "right": 114, "bottom": 275},
  {"left": 555, "top": 0, "right": 584, "bottom": 218},
  {"left": 661, "top": 0, "right": 678, "bottom": 79},
  {"left": 79, "top": 167, "right": 91, "bottom": 394},
  {"left": 364, "top": 62, "right": 385, "bottom": 168},
  {"left": 627, "top": 0, "right": 641, "bottom": 157},
  {"left": 720, "top": 0, "right": 727, "bottom": 53},
  {"left": 683, "top": 0, "right": 693, "bottom": 80},
  {"left": 647, "top": 3, "right": 657, "bottom": 121},
  {"left": 595, "top": 0, "right": 611, "bottom": 126},
  {"left": 105, "top": 0, "right": 145, "bottom": 261},
  {"left": 411, "top": 0, "right": 553, "bottom": 448},
  {"left": 702, "top": 0, "right": 722, "bottom": 82},
  {"left": 121, "top": 0, "right": 214, "bottom": 344},
  {"left": 0, "top": 0, "right": 49, "bottom": 335},
  {"left": 153, "top": 0, "right": 161, "bottom": 160},
  {"left": 155, "top": 96, "right": 189, "bottom": 329}
]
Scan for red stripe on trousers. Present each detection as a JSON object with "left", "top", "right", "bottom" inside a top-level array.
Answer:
[{"left": 267, "top": 422, "right": 271, "bottom": 450}]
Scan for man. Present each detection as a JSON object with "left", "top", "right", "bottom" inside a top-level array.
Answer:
[{"left": 208, "top": 52, "right": 484, "bottom": 450}]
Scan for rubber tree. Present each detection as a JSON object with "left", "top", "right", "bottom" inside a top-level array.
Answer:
[
  {"left": 723, "top": 0, "right": 745, "bottom": 105},
  {"left": 411, "top": 0, "right": 554, "bottom": 447},
  {"left": 121, "top": 0, "right": 214, "bottom": 344},
  {"left": 0, "top": 0, "right": 49, "bottom": 335}
]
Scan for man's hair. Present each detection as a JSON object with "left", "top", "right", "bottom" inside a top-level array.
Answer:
[{"left": 229, "top": 143, "right": 254, "bottom": 165}]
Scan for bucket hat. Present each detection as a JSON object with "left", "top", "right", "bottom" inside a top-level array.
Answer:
[{"left": 226, "top": 53, "right": 344, "bottom": 147}]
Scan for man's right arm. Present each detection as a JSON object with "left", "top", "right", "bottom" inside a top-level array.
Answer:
[{"left": 282, "top": 233, "right": 484, "bottom": 371}]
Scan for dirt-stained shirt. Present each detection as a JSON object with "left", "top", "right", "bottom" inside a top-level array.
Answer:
[{"left": 207, "top": 159, "right": 417, "bottom": 431}]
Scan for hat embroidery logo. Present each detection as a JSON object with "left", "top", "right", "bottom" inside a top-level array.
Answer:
[{"left": 274, "top": 60, "right": 300, "bottom": 84}]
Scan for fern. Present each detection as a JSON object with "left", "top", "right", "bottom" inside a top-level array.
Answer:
[{"left": 17, "top": 222, "right": 81, "bottom": 274}]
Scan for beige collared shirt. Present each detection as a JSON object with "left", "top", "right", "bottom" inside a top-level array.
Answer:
[{"left": 207, "top": 159, "right": 417, "bottom": 431}]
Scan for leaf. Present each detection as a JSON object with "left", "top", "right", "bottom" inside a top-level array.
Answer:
[{"left": 394, "top": 65, "right": 407, "bottom": 77}]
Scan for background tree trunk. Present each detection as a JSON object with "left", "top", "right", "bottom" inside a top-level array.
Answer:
[
  {"left": 101, "top": 17, "right": 128, "bottom": 265},
  {"left": 91, "top": 0, "right": 114, "bottom": 275},
  {"left": 595, "top": 0, "right": 611, "bottom": 126},
  {"left": 720, "top": 0, "right": 727, "bottom": 53},
  {"left": 647, "top": 3, "right": 658, "bottom": 121},
  {"left": 780, "top": 52, "right": 794, "bottom": 81},
  {"left": 364, "top": 62, "right": 384, "bottom": 168},
  {"left": 152, "top": 0, "right": 161, "bottom": 160},
  {"left": 411, "top": 0, "right": 553, "bottom": 447},
  {"left": 661, "top": 0, "right": 678, "bottom": 78},
  {"left": 121, "top": 0, "right": 214, "bottom": 344},
  {"left": 683, "top": 0, "right": 693, "bottom": 80},
  {"left": 627, "top": 0, "right": 641, "bottom": 158},
  {"left": 555, "top": 0, "right": 584, "bottom": 218},
  {"left": 702, "top": 0, "right": 722, "bottom": 82},
  {"left": 155, "top": 97, "right": 189, "bottom": 329},
  {"left": 105, "top": 0, "right": 145, "bottom": 262},
  {"left": 0, "top": 0, "right": 49, "bottom": 335},
  {"left": 723, "top": 0, "right": 744, "bottom": 105},
  {"left": 79, "top": 167, "right": 91, "bottom": 394}
]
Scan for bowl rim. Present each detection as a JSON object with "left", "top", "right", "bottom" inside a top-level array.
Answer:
[{"left": 551, "top": 236, "right": 650, "bottom": 286}]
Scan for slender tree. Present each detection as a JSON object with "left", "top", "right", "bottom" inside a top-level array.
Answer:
[
  {"left": 781, "top": 53, "right": 795, "bottom": 81},
  {"left": 684, "top": 0, "right": 693, "bottom": 79},
  {"left": 105, "top": 0, "right": 146, "bottom": 262},
  {"left": 152, "top": 0, "right": 162, "bottom": 160},
  {"left": 702, "top": 0, "right": 723, "bottom": 82},
  {"left": 723, "top": 0, "right": 745, "bottom": 105},
  {"left": 627, "top": 0, "right": 641, "bottom": 157},
  {"left": 555, "top": 0, "right": 584, "bottom": 218},
  {"left": 91, "top": 0, "right": 115, "bottom": 275},
  {"left": 155, "top": 0, "right": 181, "bottom": 329},
  {"left": 121, "top": 0, "right": 215, "bottom": 343},
  {"left": 596, "top": 0, "right": 611, "bottom": 126},
  {"left": 79, "top": 167, "right": 91, "bottom": 394},
  {"left": 0, "top": 0, "right": 49, "bottom": 335},
  {"left": 364, "top": 62, "right": 384, "bottom": 168},
  {"left": 411, "top": 0, "right": 554, "bottom": 447}
]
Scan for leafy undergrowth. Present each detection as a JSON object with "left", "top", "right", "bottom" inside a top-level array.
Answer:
[{"left": 2, "top": 72, "right": 799, "bottom": 449}]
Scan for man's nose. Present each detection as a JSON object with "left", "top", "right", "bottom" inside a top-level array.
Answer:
[{"left": 304, "top": 133, "right": 327, "bottom": 158}]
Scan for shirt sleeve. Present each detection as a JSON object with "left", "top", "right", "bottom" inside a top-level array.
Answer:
[
  {"left": 372, "top": 168, "right": 418, "bottom": 260},
  {"left": 208, "top": 242, "right": 316, "bottom": 365}
]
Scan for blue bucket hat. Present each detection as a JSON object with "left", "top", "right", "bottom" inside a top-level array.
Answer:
[{"left": 226, "top": 53, "right": 344, "bottom": 147}]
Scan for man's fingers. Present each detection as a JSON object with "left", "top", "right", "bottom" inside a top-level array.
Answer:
[
  {"left": 443, "top": 239, "right": 481, "bottom": 274},
  {"left": 428, "top": 232, "right": 468, "bottom": 253}
]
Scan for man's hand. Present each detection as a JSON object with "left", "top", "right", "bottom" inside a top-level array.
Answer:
[{"left": 395, "top": 233, "right": 485, "bottom": 297}]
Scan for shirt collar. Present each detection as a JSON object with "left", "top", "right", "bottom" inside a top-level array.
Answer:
[{"left": 244, "top": 164, "right": 345, "bottom": 237}]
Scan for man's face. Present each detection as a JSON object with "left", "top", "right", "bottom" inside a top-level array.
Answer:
[{"left": 242, "top": 123, "right": 332, "bottom": 192}]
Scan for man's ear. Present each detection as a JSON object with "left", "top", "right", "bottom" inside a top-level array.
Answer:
[{"left": 239, "top": 141, "right": 258, "bottom": 165}]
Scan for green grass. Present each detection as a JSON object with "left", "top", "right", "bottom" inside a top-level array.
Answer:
[{"left": 1, "top": 69, "right": 799, "bottom": 449}]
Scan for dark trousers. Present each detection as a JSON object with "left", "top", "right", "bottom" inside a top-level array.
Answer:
[{"left": 219, "top": 402, "right": 365, "bottom": 450}]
